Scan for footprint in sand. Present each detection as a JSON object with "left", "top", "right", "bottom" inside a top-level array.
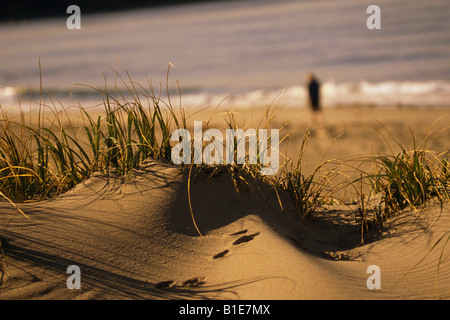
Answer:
[
  {"left": 155, "top": 277, "right": 206, "bottom": 289},
  {"left": 229, "top": 229, "right": 248, "bottom": 236},
  {"left": 212, "top": 230, "right": 260, "bottom": 259},
  {"left": 232, "top": 232, "right": 260, "bottom": 245},
  {"left": 182, "top": 276, "right": 206, "bottom": 287},
  {"left": 155, "top": 280, "right": 176, "bottom": 289},
  {"left": 213, "top": 249, "right": 230, "bottom": 259}
]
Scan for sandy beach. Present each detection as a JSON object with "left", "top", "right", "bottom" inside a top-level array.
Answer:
[{"left": 0, "top": 105, "right": 449, "bottom": 300}]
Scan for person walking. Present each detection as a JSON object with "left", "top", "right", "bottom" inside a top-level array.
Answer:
[{"left": 306, "top": 73, "right": 324, "bottom": 126}]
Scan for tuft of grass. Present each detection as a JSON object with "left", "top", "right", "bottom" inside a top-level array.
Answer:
[
  {"left": 351, "top": 122, "right": 450, "bottom": 240},
  {"left": 0, "top": 68, "right": 186, "bottom": 203},
  {"left": 277, "top": 129, "right": 343, "bottom": 219},
  {"left": 0, "top": 107, "right": 50, "bottom": 202},
  {"left": 370, "top": 149, "right": 449, "bottom": 214},
  {"left": 78, "top": 70, "right": 184, "bottom": 176}
]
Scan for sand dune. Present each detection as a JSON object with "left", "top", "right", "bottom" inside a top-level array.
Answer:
[
  {"left": 0, "top": 155, "right": 449, "bottom": 300},
  {"left": 0, "top": 106, "right": 449, "bottom": 300}
]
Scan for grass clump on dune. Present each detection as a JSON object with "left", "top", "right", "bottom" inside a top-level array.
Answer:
[
  {"left": 79, "top": 72, "right": 181, "bottom": 176},
  {"left": 352, "top": 123, "right": 450, "bottom": 240},
  {"left": 370, "top": 149, "right": 449, "bottom": 214},
  {"left": 0, "top": 70, "right": 185, "bottom": 203},
  {"left": 276, "top": 129, "right": 343, "bottom": 219}
]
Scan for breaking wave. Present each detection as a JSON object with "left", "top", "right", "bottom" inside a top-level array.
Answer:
[{"left": 2, "top": 80, "right": 450, "bottom": 113}]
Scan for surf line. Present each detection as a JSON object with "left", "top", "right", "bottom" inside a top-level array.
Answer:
[{"left": 170, "top": 121, "right": 279, "bottom": 175}]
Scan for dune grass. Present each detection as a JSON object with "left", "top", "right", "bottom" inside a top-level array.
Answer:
[
  {"left": 0, "top": 70, "right": 186, "bottom": 204},
  {"left": 0, "top": 70, "right": 449, "bottom": 238},
  {"left": 370, "top": 149, "right": 449, "bottom": 212},
  {"left": 347, "top": 122, "right": 450, "bottom": 242},
  {"left": 276, "top": 129, "right": 344, "bottom": 219}
]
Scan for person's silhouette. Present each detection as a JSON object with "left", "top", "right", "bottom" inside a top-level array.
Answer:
[{"left": 306, "top": 73, "right": 324, "bottom": 126}]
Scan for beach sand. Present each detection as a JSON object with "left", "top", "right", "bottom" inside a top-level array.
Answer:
[{"left": 0, "top": 105, "right": 449, "bottom": 300}]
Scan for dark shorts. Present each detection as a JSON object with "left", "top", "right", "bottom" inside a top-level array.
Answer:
[{"left": 310, "top": 98, "right": 320, "bottom": 111}]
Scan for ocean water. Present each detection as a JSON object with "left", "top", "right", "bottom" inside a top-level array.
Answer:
[{"left": 1, "top": 0, "right": 450, "bottom": 111}]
